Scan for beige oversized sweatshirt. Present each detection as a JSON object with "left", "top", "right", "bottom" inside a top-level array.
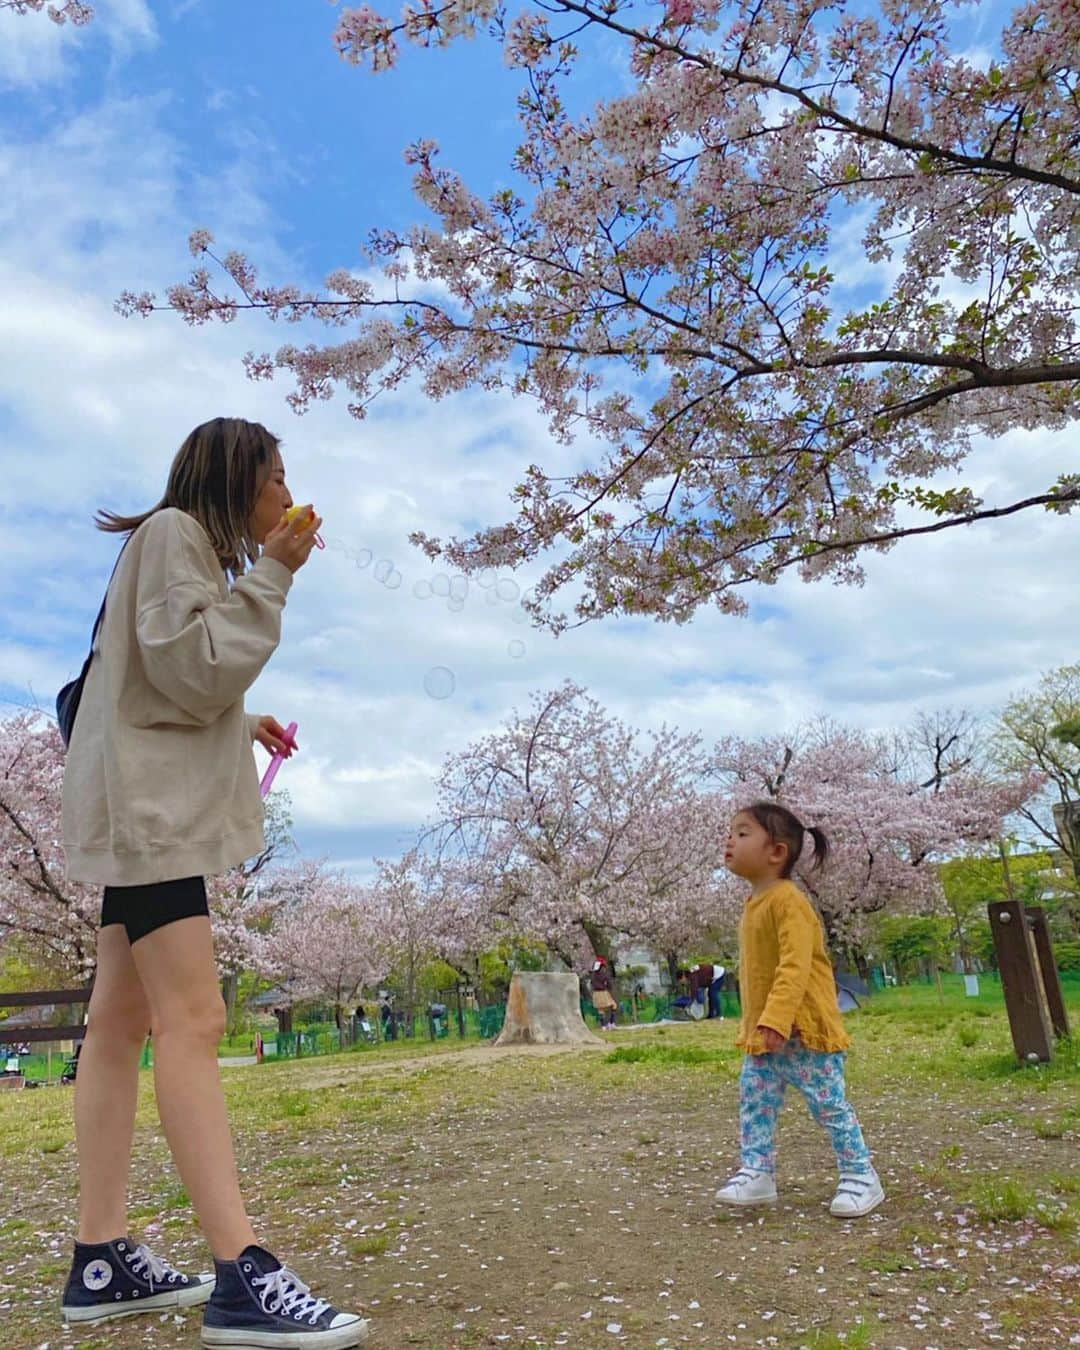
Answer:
[{"left": 62, "top": 507, "right": 293, "bottom": 887}]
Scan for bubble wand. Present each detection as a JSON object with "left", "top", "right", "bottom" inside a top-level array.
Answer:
[{"left": 260, "top": 721, "right": 298, "bottom": 798}]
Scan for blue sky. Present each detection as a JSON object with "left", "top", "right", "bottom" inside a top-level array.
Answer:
[{"left": 1, "top": 0, "right": 1075, "bottom": 875}]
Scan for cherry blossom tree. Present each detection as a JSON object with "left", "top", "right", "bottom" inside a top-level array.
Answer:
[
  {"left": 260, "top": 868, "right": 391, "bottom": 1038},
  {"left": 367, "top": 850, "right": 497, "bottom": 1029},
  {"left": 431, "top": 681, "right": 727, "bottom": 963},
  {"left": 206, "top": 793, "right": 304, "bottom": 1031},
  {"left": 0, "top": 712, "right": 98, "bottom": 983},
  {"left": 993, "top": 663, "right": 1080, "bottom": 924},
  {"left": 125, "top": 0, "right": 1079, "bottom": 628},
  {"left": 710, "top": 720, "right": 1042, "bottom": 950},
  {"left": 0, "top": 710, "right": 311, "bottom": 1015}
]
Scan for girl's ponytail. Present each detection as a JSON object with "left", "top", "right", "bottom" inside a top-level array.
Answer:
[
  {"left": 806, "top": 825, "right": 829, "bottom": 872},
  {"left": 744, "top": 800, "right": 830, "bottom": 877}
]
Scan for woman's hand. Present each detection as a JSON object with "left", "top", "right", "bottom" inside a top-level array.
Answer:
[
  {"left": 756, "top": 1025, "right": 787, "bottom": 1053},
  {"left": 253, "top": 716, "right": 297, "bottom": 759},
  {"left": 262, "top": 506, "right": 323, "bottom": 574}
]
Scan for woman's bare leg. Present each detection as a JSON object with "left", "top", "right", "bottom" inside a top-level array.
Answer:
[
  {"left": 129, "top": 916, "right": 257, "bottom": 1260},
  {"left": 75, "top": 925, "right": 150, "bottom": 1243}
]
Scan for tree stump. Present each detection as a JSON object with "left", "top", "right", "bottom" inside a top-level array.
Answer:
[{"left": 494, "top": 972, "right": 605, "bottom": 1047}]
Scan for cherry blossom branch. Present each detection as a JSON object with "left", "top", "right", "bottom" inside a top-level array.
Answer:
[
  {"left": 551, "top": 0, "right": 1079, "bottom": 196},
  {"left": 1, "top": 0, "right": 92, "bottom": 22}
]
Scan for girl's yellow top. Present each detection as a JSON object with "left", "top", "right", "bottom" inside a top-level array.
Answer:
[{"left": 736, "top": 879, "right": 850, "bottom": 1055}]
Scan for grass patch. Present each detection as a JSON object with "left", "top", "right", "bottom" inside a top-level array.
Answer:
[
  {"left": 275, "top": 1091, "right": 312, "bottom": 1118},
  {"left": 967, "top": 1178, "right": 1037, "bottom": 1222},
  {"left": 807, "top": 1320, "right": 874, "bottom": 1348},
  {"left": 351, "top": 1233, "right": 391, "bottom": 1257},
  {"left": 605, "top": 1043, "right": 737, "bottom": 1067},
  {"left": 963, "top": 1176, "right": 1076, "bottom": 1233},
  {"left": 1034, "top": 1118, "right": 1068, "bottom": 1140}
]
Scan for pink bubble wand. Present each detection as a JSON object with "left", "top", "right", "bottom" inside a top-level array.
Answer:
[{"left": 260, "top": 721, "right": 298, "bottom": 799}]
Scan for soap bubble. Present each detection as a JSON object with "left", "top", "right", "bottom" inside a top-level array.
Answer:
[
  {"left": 485, "top": 590, "right": 500, "bottom": 606},
  {"left": 476, "top": 568, "right": 496, "bottom": 589},
  {"left": 450, "top": 575, "right": 469, "bottom": 600},
  {"left": 508, "top": 640, "right": 526, "bottom": 659},
  {"left": 432, "top": 574, "right": 451, "bottom": 597},
  {"left": 447, "top": 597, "right": 465, "bottom": 614},
  {"left": 424, "top": 667, "right": 456, "bottom": 699},
  {"left": 327, "top": 538, "right": 347, "bottom": 553},
  {"left": 496, "top": 578, "right": 520, "bottom": 603},
  {"left": 384, "top": 569, "right": 403, "bottom": 590},
  {"left": 354, "top": 549, "right": 372, "bottom": 570},
  {"left": 413, "top": 580, "right": 432, "bottom": 599},
  {"left": 511, "top": 606, "right": 529, "bottom": 626},
  {"left": 373, "top": 558, "right": 393, "bottom": 583}
]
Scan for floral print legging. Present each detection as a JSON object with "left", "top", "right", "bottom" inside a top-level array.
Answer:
[{"left": 740, "top": 1038, "right": 873, "bottom": 1176}]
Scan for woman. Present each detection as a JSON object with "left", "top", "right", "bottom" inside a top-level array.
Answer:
[{"left": 60, "top": 417, "right": 369, "bottom": 1347}]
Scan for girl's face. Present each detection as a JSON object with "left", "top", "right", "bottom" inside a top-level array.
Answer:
[
  {"left": 724, "top": 811, "right": 788, "bottom": 882},
  {"left": 250, "top": 453, "right": 293, "bottom": 545}
]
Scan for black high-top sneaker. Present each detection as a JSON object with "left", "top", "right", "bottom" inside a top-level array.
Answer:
[
  {"left": 61, "top": 1236, "right": 215, "bottom": 1324},
  {"left": 201, "top": 1244, "right": 370, "bottom": 1348}
]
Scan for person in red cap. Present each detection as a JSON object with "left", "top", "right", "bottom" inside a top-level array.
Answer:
[{"left": 589, "top": 956, "right": 619, "bottom": 1029}]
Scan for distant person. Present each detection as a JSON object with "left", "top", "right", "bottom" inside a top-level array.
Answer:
[
  {"left": 714, "top": 802, "right": 883, "bottom": 1219},
  {"left": 708, "top": 965, "right": 727, "bottom": 1020},
  {"left": 689, "top": 962, "right": 714, "bottom": 1012},
  {"left": 59, "top": 418, "right": 368, "bottom": 1343},
  {"left": 589, "top": 957, "right": 619, "bottom": 1029}
]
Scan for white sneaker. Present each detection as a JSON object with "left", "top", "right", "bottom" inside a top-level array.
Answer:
[
  {"left": 714, "top": 1168, "right": 777, "bottom": 1206},
  {"left": 830, "top": 1171, "right": 884, "bottom": 1218}
]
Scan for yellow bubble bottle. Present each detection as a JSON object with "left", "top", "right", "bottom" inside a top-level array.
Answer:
[{"left": 282, "top": 505, "right": 324, "bottom": 548}]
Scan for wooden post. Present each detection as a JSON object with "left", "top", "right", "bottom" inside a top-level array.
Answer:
[
  {"left": 1025, "top": 907, "right": 1071, "bottom": 1041},
  {"left": 988, "top": 901, "right": 1053, "bottom": 1064}
]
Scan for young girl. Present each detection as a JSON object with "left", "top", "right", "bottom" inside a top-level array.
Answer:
[
  {"left": 59, "top": 418, "right": 370, "bottom": 1346},
  {"left": 715, "top": 801, "right": 884, "bottom": 1219}
]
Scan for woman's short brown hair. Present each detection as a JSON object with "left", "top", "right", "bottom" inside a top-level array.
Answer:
[{"left": 96, "top": 417, "right": 281, "bottom": 576}]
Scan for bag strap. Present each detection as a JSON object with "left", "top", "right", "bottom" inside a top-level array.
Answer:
[{"left": 86, "top": 536, "right": 130, "bottom": 656}]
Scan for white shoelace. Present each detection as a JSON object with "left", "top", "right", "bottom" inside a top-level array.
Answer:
[
  {"left": 124, "top": 1244, "right": 181, "bottom": 1291},
  {"left": 253, "top": 1266, "right": 331, "bottom": 1324}
]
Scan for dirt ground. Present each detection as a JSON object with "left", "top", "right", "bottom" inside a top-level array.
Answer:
[{"left": 1, "top": 1030, "right": 1078, "bottom": 1349}]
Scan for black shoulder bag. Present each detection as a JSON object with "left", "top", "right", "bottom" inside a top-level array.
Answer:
[{"left": 56, "top": 545, "right": 127, "bottom": 749}]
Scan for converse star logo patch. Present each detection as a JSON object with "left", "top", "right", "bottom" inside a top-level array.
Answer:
[{"left": 82, "top": 1260, "right": 114, "bottom": 1291}]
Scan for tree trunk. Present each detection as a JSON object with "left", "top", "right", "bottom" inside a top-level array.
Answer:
[
  {"left": 581, "top": 920, "right": 613, "bottom": 964},
  {"left": 494, "top": 973, "right": 605, "bottom": 1047},
  {"left": 844, "top": 946, "right": 870, "bottom": 980},
  {"left": 1051, "top": 802, "right": 1080, "bottom": 934},
  {"left": 221, "top": 973, "right": 239, "bottom": 1036}
]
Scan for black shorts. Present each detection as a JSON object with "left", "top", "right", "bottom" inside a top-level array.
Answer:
[{"left": 100, "top": 876, "right": 209, "bottom": 945}]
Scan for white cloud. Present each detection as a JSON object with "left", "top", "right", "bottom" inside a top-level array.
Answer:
[
  {"left": 2, "top": 86, "right": 1078, "bottom": 873},
  {"left": 0, "top": 0, "right": 154, "bottom": 87}
]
